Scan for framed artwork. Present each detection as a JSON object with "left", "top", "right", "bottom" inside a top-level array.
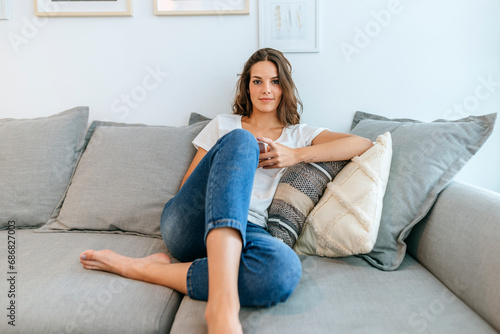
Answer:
[
  {"left": 154, "top": 0, "right": 249, "bottom": 16},
  {"left": 35, "top": 0, "right": 133, "bottom": 17},
  {"left": 259, "top": 0, "right": 319, "bottom": 53},
  {"left": 0, "top": 0, "right": 12, "bottom": 20}
]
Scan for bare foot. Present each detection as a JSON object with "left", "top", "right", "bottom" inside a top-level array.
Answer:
[{"left": 79, "top": 250, "right": 171, "bottom": 280}]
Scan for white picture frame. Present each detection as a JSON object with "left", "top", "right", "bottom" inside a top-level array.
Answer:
[
  {"left": 259, "top": 0, "right": 319, "bottom": 53},
  {"left": 0, "top": 0, "right": 12, "bottom": 20},
  {"left": 154, "top": 0, "right": 249, "bottom": 16},
  {"left": 35, "top": 0, "right": 133, "bottom": 17}
]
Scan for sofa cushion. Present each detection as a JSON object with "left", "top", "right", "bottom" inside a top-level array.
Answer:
[
  {"left": 39, "top": 120, "right": 209, "bottom": 237},
  {"left": 0, "top": 107, "right": 88, "bottom": 229},
  {"left": 189, "top": 112, "right": 212, "bottom": 124},
  {"left": 267, "top": 160, "right": 348, "bottom": 248},
  {"left": 295, "top": 132, "right": 392, "bottom": 257},
  {"left": 170, "top": 254, "right": 497, "bottom": 334},
  {"left": 0, "top": 230, "right": 182, "bottom": 334},
  {"left": 349, "top": 111, "right": 497, "bottom": 270}
]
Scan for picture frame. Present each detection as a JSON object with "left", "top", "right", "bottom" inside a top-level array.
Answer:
[
  {"left": 35, "top": 0, "right": 133, "bottom": 17},
  {"left": 0, "top": 0, "right": 12, "bottom": 20},
  {"left": 259, "top": 0, "right": 319, "bottom": 53},
  {"left": 154, "top": 0, "right": 249, "bottom": 16}
]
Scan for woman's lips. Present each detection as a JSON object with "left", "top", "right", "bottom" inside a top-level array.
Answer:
[{"left": 259, "top": 98, "right": 274, "bottom": 102}]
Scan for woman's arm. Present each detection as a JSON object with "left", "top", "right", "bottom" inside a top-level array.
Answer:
[
  {"left": 303, "top": 130, "right": 373, "bottom": 162},
  {"left": 258, "top": 130, "right": 373, "bottom": 169},
  {"left": 180, "top": 148, "right": 207, "bottom": 189}
]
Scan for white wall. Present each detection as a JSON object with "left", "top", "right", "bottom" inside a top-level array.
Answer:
[{"left": 1, "top": 0, "right": 499, "bottom": 192}]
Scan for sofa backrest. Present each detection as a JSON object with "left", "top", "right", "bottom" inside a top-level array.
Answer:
[{"left": 406, "top": 181, "right": 500, "bottom": 332}]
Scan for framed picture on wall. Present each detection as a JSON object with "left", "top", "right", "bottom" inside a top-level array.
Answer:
[
  {"left": 35, "top": 0, "right": 133, "bottom": 17},
  {"left": 259, "top": 0, "right": 319, "bottom": 53},
  {"left": 154, "top": 0, "right": 249, "bottom": 16},
  {"left": 0, "top": 0, "right": 12, "bottom": 20}
]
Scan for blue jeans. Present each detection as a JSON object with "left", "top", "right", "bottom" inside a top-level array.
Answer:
[{"left": 160, "top": 129, "right": 302, "bottom": 307}]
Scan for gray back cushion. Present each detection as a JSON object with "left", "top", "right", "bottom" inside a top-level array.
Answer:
[
  {"left": 349, "top": 111, "right": 497, "bottom": 270},
  {"left": 0, "top": 107, "right": 89, "bottom": 229},
  {"left": 39, "top": 120, "right": 209, "bottom": 237}
]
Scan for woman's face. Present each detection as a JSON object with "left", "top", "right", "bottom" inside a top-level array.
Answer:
[{"left": 248, "top": 60, "right": 283, "bottom": 116}]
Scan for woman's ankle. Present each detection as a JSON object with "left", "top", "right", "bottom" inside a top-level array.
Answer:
[
  {"left": 206, "top": 294, "right": 239, "bottom": 315},
  {"left": 205, "top": 300, "right": 242, "bottom": 334}
]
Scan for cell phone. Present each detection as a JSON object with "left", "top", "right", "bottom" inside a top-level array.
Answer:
[{"left": 258, "top": 141, "right": 268, "bottom": 154}]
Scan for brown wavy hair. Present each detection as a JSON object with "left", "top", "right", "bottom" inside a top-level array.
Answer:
[{"left": 232, "top": 48, "right": 302, "bottom": 126}]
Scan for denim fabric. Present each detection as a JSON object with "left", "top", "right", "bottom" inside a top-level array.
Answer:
[{"left": 160, "top": 129, "right": 302, "bottom": 307}]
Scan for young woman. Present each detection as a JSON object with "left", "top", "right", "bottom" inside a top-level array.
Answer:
[{"left": 79, "top": 48, "right": 372, "bottom": 334}]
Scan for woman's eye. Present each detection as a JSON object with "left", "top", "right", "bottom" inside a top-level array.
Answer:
[
  {"left": 253, "top": 80, "right": 261, "bottom": 84},
  {"left": 272, "top": 80, "right": 280, "bottom": 85}
]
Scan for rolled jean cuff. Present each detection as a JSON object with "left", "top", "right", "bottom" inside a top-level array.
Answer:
[
  {"left": 186, "top": 258, "right": 204, "bottom": 301},
  {"left": 204, "top": 219, "right": 246, "bottom": 246}
]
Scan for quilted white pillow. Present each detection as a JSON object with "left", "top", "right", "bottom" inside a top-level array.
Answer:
[{"left": 295, "top": 132, "right": 392, "bottom": 257}]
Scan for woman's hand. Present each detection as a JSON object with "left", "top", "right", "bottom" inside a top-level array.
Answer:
[
  {"left": 256, "top": 130, "right": 373, "bottom": 169},
  {"left": 257, "top": 137, "right": 298, "bottom": 169}
]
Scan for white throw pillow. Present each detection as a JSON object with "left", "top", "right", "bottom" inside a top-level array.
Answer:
[{"left": 295, "top": 132, "right": 392, "bottom": 257}]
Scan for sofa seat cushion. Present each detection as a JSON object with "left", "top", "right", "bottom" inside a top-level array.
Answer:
[
  {"left": 0, "top": 230, "right": 182, "bottom": 334},
  {"left": 170, "top": 255, "right": 497, "bottom": 334}
]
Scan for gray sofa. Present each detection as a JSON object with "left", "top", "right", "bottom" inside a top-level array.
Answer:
[{"left": 1, "top": 107, "right": 499, "bottom": 334}]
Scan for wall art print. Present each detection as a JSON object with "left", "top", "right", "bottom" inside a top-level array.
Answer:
[
  {"left": 35, "top": 0, "right": 132, "bottom": 17},
  {"left": 259, "top": 0, "right": 319, "bottom": 53}
]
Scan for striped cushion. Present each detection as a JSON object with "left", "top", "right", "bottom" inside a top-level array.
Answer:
[{"left": 267, "top": 161, "right": 347, "bottom": 247}]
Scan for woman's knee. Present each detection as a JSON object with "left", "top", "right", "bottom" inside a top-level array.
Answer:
[
  {"left": 211, "top": 129, "right": 259, "bottom": 171},
  {"left": 224, "top": 128, "right": 257, "bottom": 145},
  {"left": 219, "top": 129, "right": 259, "bottom": 156}
]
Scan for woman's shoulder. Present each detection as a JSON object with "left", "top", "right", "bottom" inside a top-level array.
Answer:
[
  {"left": 206, "top": 113, "right": 242, "bottom": 133},
  {"left": 286, "top": 122, "right": 327, "bottom": 131},
  {"left": 283, "top": 122, "right": 310, "bottom": 134},
  {"left": 214, "top": 113, "right": 242, "bottom": 127},
  {"left": 282, "top": 122, "right": 328, "bottom": 143},
  {"left": 204, "top": 113, "right": 240, "bottom": 125},
  {"left": 215, "top": 113, "right": 241, "bottom": 121}
]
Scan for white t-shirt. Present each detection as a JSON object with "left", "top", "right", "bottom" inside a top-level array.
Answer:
[{"left": 192, "top": 114, "right": 326, "bottom": 228}]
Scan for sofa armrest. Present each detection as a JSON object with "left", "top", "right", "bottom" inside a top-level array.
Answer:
[{"left": 406, "top": 181, "right": 500, "bottom": 332}]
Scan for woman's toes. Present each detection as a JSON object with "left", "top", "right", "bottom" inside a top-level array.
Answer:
[{"left": 80, "top": 249, "right": 95, "bottom": 261}]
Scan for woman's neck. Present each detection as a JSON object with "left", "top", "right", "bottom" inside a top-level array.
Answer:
[
  {"left": 241, "top": 113, "right": 285, "bottom": 141},
  {"left": 241, "top": 112, "right": 284, "bottom": 129}
]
